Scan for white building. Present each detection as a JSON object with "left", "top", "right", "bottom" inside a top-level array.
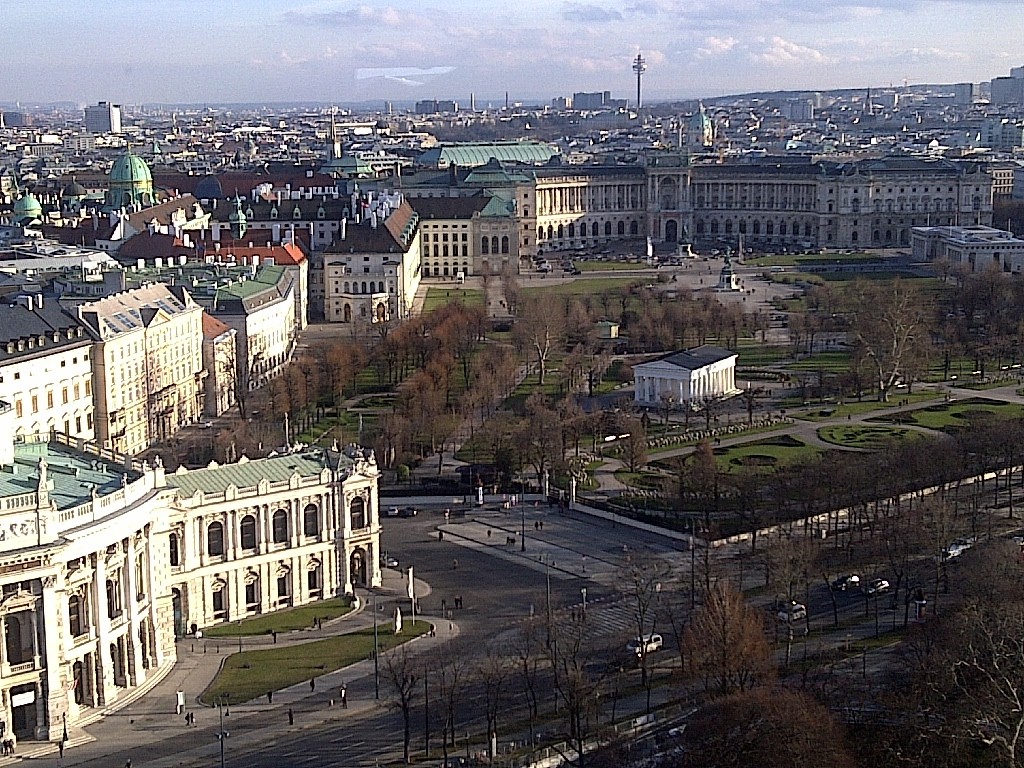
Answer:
[
  {"left": 633, "top": 345, "right": 739, "bottom": 407},
  {"left": 912, "top": 225, "right": 1024, "bottom": 274},
  {"left": 0, "top": 428, "right": 380, "bottom": 742},
  {"left": 0, "top": 295, "right": 95, "bottom": 441},
  {"left": 77, "top": 284, "right": 206, "bottom": 456}
]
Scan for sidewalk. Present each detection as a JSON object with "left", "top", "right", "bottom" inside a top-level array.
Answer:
[{"left": 9, "top": 569, "right": 450, "bottom": 767}]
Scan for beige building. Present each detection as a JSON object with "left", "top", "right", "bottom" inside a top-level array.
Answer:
[
  {"left": 633, "top": 345, "right": 739, "bottom": 407},
  {"left": 320, "top": 195, "right": 422, "bottom": 324},
  {"left": 0, "top": 425, "right": 380, "bottom": 742},
  {"left": 411, "top": 194, "right": 519, "bottom": 277},
  {"left": 0, "top": 295, "right": 95, "bottom": 441},
  {"left": 78, "top": 284, "right": 206, "bottom": 456}
]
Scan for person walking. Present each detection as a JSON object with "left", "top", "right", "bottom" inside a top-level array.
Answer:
[
  {"left": 267, "top": 690, "right": 273, "bottom": 704},
  {"left": 340, "top": 684, "right": 348, "bottom": 709},
  {"left": 310, "top": 678, "right": 316, "bottom": 692},
  {"left": 288, "top": 707, "right": 294, "bottom": 725}
]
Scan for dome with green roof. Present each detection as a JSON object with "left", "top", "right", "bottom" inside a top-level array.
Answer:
[
  {"left": 106, "top": 147, "right": 154, "bottom": 211},
  {"left": 12, "top": 192, "right": 42, "bottom": 224}
]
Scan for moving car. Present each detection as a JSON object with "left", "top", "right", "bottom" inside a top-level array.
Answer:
[
  {"left": 398, "top": 507, "right": 418, "bottom": 518},
  {"left": 865, "top": 578, "right": 890, "bottom": 596},
  {"left": 627, "top": 633, "right": 664, "bottom": 655},
  {"left": 776, "top": 601, "right": 807, "bottom": 623},
  {"left": 380, "top": 554, "right": 400, "bottom": 569},
  {"left": 832, "top": 574, "right": 861, "bottom": 591}
]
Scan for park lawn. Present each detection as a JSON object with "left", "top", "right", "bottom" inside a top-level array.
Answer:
[
  {"left": 816, "top": 424, "right": 919, "bottom": 449},
  {"left": 423, "top": 287, "right": 485, "bottom": 312},
  {"left": 613, "top": 469, "right": 665, "bottom": 491},
  {"left": 735, "top": 343, "right": 791, "bottom": 366},
  {"left": 520, "top": 277, "right": 639, "bottom": 297},
  {"left": 868, "top": 398, "right": 1024, "bottom": 430},
  {"left": 745, "top": 254, "right": 884, "bottom": 268},
  {"left": 577, "top": 261, "right": 656, "bottom": 272},
  {"left": 785, "top": 351, "right": 854, "bottom": 373},
  {"left": 661, "top": 434, "right": 818, "bottom": 472},
  {"left": 201, "top": 621, "right": 430, "bottom": 704},
  {"left": 794, "top": 391, "right": 939, "bottom": 422},
  {"left": 203, "top": 597, "right": 354, "bottom": 638}
]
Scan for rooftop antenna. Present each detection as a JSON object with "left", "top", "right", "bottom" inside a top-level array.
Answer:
[{"left": 633, "top": 52, "right": 647, "bottom": 109}]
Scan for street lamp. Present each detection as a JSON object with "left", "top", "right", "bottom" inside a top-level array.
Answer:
[
  {"left": 372, "top": 598, "right": 380, "bottom": 700},
  {"left": 216, "top": 697, "right": 230, "bottom": 768},
  {"left": 580, "top": 587, "right": 587, "bottom": 617},
  {"left": 520, "top": 491, "right": 526, "bottom": 552}
]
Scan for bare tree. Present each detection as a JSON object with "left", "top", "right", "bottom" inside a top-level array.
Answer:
[
  {"left": 476, "top": 641, "right": 515, "bottom": 762},
  {"left": 380, "top": 643, "right": 422, "bottom": 764},
  {"left": 514, "top": 295, "right": 565, "bottom": 386},
  {"left": 619, "top": 553, "right": 671, "bottom": 712},
  {"left": 684, "top": 581, "right": 774, "bottom": 696}
]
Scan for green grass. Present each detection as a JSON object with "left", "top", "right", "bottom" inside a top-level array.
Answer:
[
  {"left": 745, "top": 253, "right": 886, "bottom": 268},
  {"left": 203, "top": 598, "right": 354, "bottom": 637},
  {"left": 613, "top": 469, "right": 665, "bottom": 490},
  {"left": 786, "top": 351, "right": 854, "bottom": 372},
  {"left": 817, "top": 424, "right": 917, "bottom": 449},
  {"left": 735, "top": 344, "right": 792, "bottom": 366},
  {"left": 423, "top": 288, "right": 485, "bottom": 312},
  {"left": 869, "top": 398, "right": 1024, "bottom": 430},
  {"left": 794, "top": 391, "right": 938, "bottom": 422},
  {"left": 520, "top": 277, "right": 638, "bottom": 296},
  {"left": 577, "top": 261, "right": 655, "bottom": 272},
  {"left": 201, "top": 621, "right": 430, "bottom": 704},
  {"left": 678, "top": 434, "right": 820, "bottom": 471}
]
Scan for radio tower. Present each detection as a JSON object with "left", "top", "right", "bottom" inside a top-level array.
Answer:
[{"left": 632, "top": 52, "right": 647, "bottom": 109}]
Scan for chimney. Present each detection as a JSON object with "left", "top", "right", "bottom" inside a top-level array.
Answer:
[
  {"left": 35, "top": 294, "right": 43, "bottom": 310},
  {"left": 340, "top": 218, "right": 346, "bottom": 240}
]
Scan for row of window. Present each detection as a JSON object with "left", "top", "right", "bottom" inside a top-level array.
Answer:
[
  {"left": 539, "top": 220, "right": 639, "bottom": 240},
  {"left": 169, "top": 502, "right": 367, "bottom": 564}
]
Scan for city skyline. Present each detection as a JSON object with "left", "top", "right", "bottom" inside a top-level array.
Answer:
[{"left": 3, "top": 0, "right": 1024, "bottom": 105}]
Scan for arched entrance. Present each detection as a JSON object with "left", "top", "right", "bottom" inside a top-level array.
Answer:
[
  {"left": 664, "top": 219, "right": 678, "bottom": 243},
  {"left": 350, "top": 549, "right": 367, "bottom": 587},
  {"left": 172, "top": 588, "right": 184, "bottom": 636}
]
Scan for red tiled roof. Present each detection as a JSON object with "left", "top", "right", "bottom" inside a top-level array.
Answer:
[{"left": 202, "top": 311, "right": 233, "bottom": 339}]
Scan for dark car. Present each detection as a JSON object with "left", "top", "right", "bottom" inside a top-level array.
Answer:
[
  {"left": 398, "top": 507, "right": 418, "bottom": 518},
  {"left": 832, "top": 574, "right": 861, "bottom": 591}
]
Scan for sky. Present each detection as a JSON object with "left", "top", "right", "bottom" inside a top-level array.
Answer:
[{"left": 3, "top": 0, "right": 1023, "bottom": 106}]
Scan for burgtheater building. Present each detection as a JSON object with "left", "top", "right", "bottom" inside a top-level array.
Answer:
[{"left": 0, "top": 414, "right": 380, "bottom": 741}]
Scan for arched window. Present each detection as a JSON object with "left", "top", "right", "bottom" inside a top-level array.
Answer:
[
  {"left": 710, "top": 221, "right": 719, "bottom": 234},
  {"left": 604, "top": 221, "right": 612, "bottom": 236},
  {"left": 240, "top": 514, "right": 257, "bottom": 550},
  {"left": 68, "top": 595, "right": 84, "bottom": 637},
  {"left": 481, "top": 237, "right": 490, "bottom": 254},
  {"left": 752, "top": 221, "right": 761, "bottom": 235},
  {"left": 804, "top": 223, "right": 812, "bottom": 237},
  {"left": 350, "top": 497, "right": 366, "bottom": 529},
  {"left": 556, "top": 225, "right": 564, "bottom": 239},
  {"left": 106, "top": 578, "right": 121, "bottom": 619},
  {"left": 725, "top": 220, "right": 733, "bottom": 234},
  {"left": 766, "top": 221, "right": 774, "bottom": 235},
  {"left": 272, "top": 509, "right": 288, "bottom": 543},
  {"left": 303, "top": 504, "right": 320, "bottom": 537},
  {"left": 547, "top": 225, "right": 554, "bottom": 239},
  {"left": 591, "top": 222, "right": 599, "bottom": 237},
  {"left": 343, "top": 281, "right": 350, "bottom": 293},
  {"left": 207, "top": 522, "right": 224, "bottom": 556},
  {"left": 630, "top": 221, "right": 639, "bottom": 236},
  {"left": 501, "top": 236, "right": 509, "bottom": 254},
  {"left": 779, "top": 222, "right": 787, "bottom": 236},
  {"left": 361, "top": 281, "right": 367, "bottom": 293},
  {"left": 617, "top": 221, "right": 625, "bottom": 235},
  {"left": 568, "top": 223, "right": 576, "bottom": 238},
  {"left": 851, "top": 230, "right": 859, "bottom": 242},
  {"left": 169, "top": 532, "right": 180, "bottom": 566},
  {"left": 490, "top": 236, "right": 498, "bottom": 253},
  {"left": 537, "top": 226, "right": 543, "bottom": 241},
  {"left": 212, "top": 583, "right": 227, "bottom": 620}
]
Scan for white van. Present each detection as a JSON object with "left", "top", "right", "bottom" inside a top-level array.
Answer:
[{"left": 627, "top": 633, "right": 663, "bottom": 655}]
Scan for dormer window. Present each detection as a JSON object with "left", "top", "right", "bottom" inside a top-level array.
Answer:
[
  {"left": 270, "top": 207, "right": 279, "bottom": 220},
  {"left": 293, "top": 206, "right": 302, "bottom": 220}
]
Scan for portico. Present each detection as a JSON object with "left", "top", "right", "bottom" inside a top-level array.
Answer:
[{"left": 633, "top": 345, "right": 739, "bottom": 407}]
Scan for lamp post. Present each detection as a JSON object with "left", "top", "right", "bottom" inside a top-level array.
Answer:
[
  {"left": 216, "top": 697, "right": 230, "bottom": 768},
  {"left": 581, "top": 587, "right": 587, "bottom": 618},
  {"left": 237, "top": 620, "right": 243, "bottom": 654},
  {"left": 520, "top": 490, "right": 526, "bottom": 552},
  {"left": 372, "top": 599, "right": 380, "bottom": 700}
]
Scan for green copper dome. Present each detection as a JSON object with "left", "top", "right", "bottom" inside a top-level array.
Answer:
[
  {"left": 110, "top": 149, "right": 153, "bottom": 185},
  {"left": 12, "top": 192, "right": 42, "bottom": 223},
  {"left": 106, "top": 147, "right": 155, "bottom": 210}
]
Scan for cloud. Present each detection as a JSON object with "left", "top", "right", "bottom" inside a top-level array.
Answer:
[
  {"left": 751, "top": 36, "right": 836, "bottom": 66},
  {"left": 697, "top": 36, "right": 739, "bottom": 58},
  {"left": 282, "top": 5, "right": 410, "bottom": 28},
  {"left": 562, "top": 3, "right": 623, "bottom": 22}
]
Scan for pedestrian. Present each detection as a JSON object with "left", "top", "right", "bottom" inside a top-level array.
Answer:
[
  {"left": 486, "top": 529, "right": 491, "bottom": 538},
  {"left": 58, "top": 739, "right": 64, "bottom": 759},
  {"left": 288, "top": 707, "right": 294, "bottom": 725},
  {"left": 272, "top": 630, "right": 278, "bottom": 644},
  {"left": 340, "top": 685, "right": 348, "bottom": 709},
  {"left": 310, "top": 677, "right": 316, "bottom": 692},
  {"left": 125, "top": 760, "right": 131, "bottom": 768},
  {"left": 539, "top": 520, "right": 544, "bottom": 531},
  {"left": 452, "top": 558, "right": 458, "bottom": 570},
  {"left": 267, "top": 690, "right": 273, "bottom": 704}
]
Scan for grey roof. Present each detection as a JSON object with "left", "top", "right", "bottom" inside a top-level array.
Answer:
[
  {"left": 0, "top": 298, "right": 91, "bottom": 364},
  {"left": 644, "top": 345, "right": 736, "bottom": 370},
  {"left": 0, "top": 441, "right": 140, "bottom": 510},
  {"left": 165, "top": 448, "right": 349, "bottom": 496}
]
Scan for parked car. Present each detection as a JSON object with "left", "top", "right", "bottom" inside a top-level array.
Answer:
[
  {"left": 776, "top": 601, "right": 807, "bottom": 623},
  {"left": 398, "top": 507, "right": 418, "bottom": 518},
  {"left": 865, "top": 578, "right": 890, "bottom": 596},
  {"left": 385, "top": 507, "right": 400, "bottom": 518},
  {"left": 380, "top": 554, "right": 400, "bottom": 569},
  {"left": 627, "top": 633, "right": 664, "bottom": 656},
  {"left": 832, "top": 574, "right": 861, "bottom": 592}
]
